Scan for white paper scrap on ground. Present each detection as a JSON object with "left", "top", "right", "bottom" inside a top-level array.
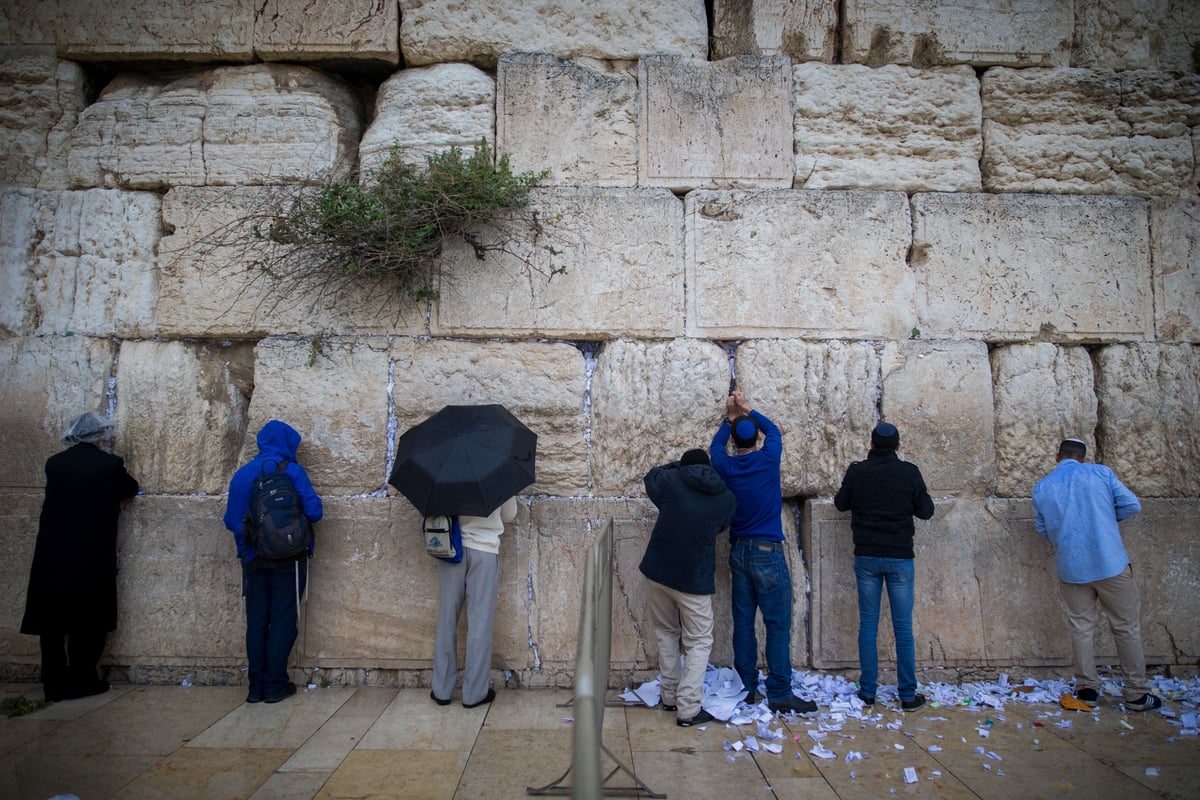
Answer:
[
  {"left": 904, "top": 767, "right": 918, "bottom": 784},
  {"left": 763, "top": 741, "right": 783, "bottom": 754},
  {"left": 1145, "top": 767, "right": 1160, "bottom": 777},
  {"left": 1056, "top": 720, "right": 1072, "bottom": 729},
  {"left": 810, "top": 743, "right": 837, "bottom": 760},
  {"left": 845, "top": 750, "right": 863, "bottom": 762},
  {"left": 894, "top": 743, "right": 905, "bottom": 750},
  {"left": 929, "top": 744, "right": 943, "bottom": 752},
  {"left": 986, "top": 751, "right": 1003, "bottom": 761}
]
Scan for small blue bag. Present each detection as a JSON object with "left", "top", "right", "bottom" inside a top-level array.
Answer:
[{"left": 422, "top": 515, "right": 463, "bottom": 563}]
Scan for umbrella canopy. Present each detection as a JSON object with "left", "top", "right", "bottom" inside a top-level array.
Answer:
[{"left": 388, "top": 404, "right": 537, "bottom": 517}]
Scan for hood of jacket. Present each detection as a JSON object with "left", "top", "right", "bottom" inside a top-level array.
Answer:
[
  {"left": 256, "top": 420, "right": 301, "bottom": 463},
  {"left": 680, "top": 463, "right": 728, "bottom": 495}
]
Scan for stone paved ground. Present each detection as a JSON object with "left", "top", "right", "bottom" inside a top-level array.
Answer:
[{"left": 0, "top": 681, "right": 1196, "bottom": 799}]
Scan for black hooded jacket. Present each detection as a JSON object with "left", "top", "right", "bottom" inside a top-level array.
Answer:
[
  {"left": 638, "top": 460, "right": 737, "bottom": 595},
  {"left": 833, "top": 448, "right": 935, "bottom": 559}
]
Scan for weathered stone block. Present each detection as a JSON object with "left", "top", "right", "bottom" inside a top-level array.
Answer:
[
  {"left": 881, "top": 340, "right": 996, "bottom": 496},
  {"left": 1073, "top": 0, "right": 1200, "bottom": 72},
  {"left": 1094, "top": 344, "right": 1200, "bottom": 498},
  {"left": 399, "top": 0, "right": 707, "bottom": 68},
  {"left": 843, "top": 0, "right": 1071, "bottom": 67},
  {"left": 0, "top": 1, "right": 56, "bottom": 46},
  {"left": 0, "top": 47, "right": 87, "bottom": 190},
  {"left": 389, "top": 338, "right": 588, "bottom": 498},
  {"left": 359, "top": 63, "right": 495, "bottom": 178},
  {"left": 639, "top": 56, "right": 793, "bottom": 191},
  {"left": 711, "top": 0, "right": 838, "bottom": 61},
  {"left": 589, "top": 339, "right": 730, "bottom": 495},
  {"left": 157, "top": 187, "right": 429, "bottom": 337},
  {"left": 0, "top": 492, "right": 45, "bottom": 662},
  {"left": 0, "top": 336, "right": 117, "bottom": 489},
  {"left": 912, "top": 193, "right": 1154, "bottom": 342},
  {"left": 68, "top": 65, "right": 362, "bottom": 189},
  {"left": 792, "top": 64, "right": 982, "bottom": 192},
  {"left": 433, "top": 188, "right": 684, "bottom": 339},
  {"left": 686, "top": 190, "right": 914, "bottom": 339},
  {"left": 244, "top": 336, "right": 391, "bottom": 496},
  {"left": 497, "top": 54, "right": 638, "bottom": 187},
  {"left": 982, "top": 68, "right": 1200, "bottom": 198},
  {"left": 113, "top": 340, "right": 254, "bottom": 495},
  {"left": 0, "top": 188, "right": 159, "bottom": 338},
  {"left": 108, "top": 497, "right": 244, "bottom": 665},
  {"left": 732, "top": 339, "right": 882, "bottom": 497},
  {"left": 991, "top": 344, "right": 1097, "bottom": 498},
  {"left": 1151, "top": 199, "right": 1200, "bottom": 343},
  {"left": 253, "top": 0, "right": 400, "bottom": 64},
  {"left": 55, "top": 0, "right": 255, "bottom": 61}
]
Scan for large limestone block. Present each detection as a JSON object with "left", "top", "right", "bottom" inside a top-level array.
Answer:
[
  {"left": 686, "top": 190, "right": 914, "bottom": 339},
  {"left": 0, "top": 336, "right": 117, "bottom": 490},
  {"left": 107, "top": 497, "right": 245, "bottom": 665},
  {"left": 244, "top": 336, "right": 391, "bottom": 496},
  {"left": 0, "top": 493, "right": 47, "bottom": 662},
  {"left": 1073, "top": 0, "right": 1200, "bottom": 72},
  {"left": 113, "top": 340, "right": 254, "bottom": 495},
  {"left": 881, "top": 340, "right": 996, "bottom": 496},
  {"left": 912, "top": 193, "right": 1154, "bottom": 342},
  {"left": 792, "top": 64, "right": 982, "bottom": 192},
  {"left": 589, "top": 339, "right": 731, "bottom": 496},
  {"left": 0, "top": 2, "right": 56, "bottom": 46},
  {"left": 1151, "top": 199, "right": 1200, "bottom": 343},
  {"left": 0, "top": 188, "right": 159, "bottom": 338},
  {"left": 981, "top": 68, "right": 1200, "bottom": 198},
  {"left": 711, "top": 0, "right": 838, "bottom": 61},
  {"left": 842, "top": 0, "right": 1071, "bottom": 67},
  {"left": 640, "top": 56, "right": 793, "bottom": 191},
  {"left": 731, "top": 339, "right": 882, "bottom": 497},
  {"left": 399, "top": 0, "right": 707, "bottom": 68},
  {"left": 497, "top": 54, "right": 638, "bottom": 187},
  {"left": 0, "top": 48, "right": 87, "bottom": 189},
  {"left": 253, "top": 0, "right": 400, "bottom": 64},
  {"left": 55, "top": 0, "right": 254, "bottom": 61},
  {"left": 433, "top": 188, "right": 684, "bottom": 338},
  {"left": 389, "top": 338, "right": 588, "bottom": 498},
  {"left": 991, "top": 344, "right": 1097, "bottom": 498},
  {"left": 1094, "top": 344, "right": 1200, "bottom": 498},
  {"left": 1119, "top": 498, "right": 1200, "bottom": 661},
  {"left": 359, "top": 63, "right": 494, "bottom": 178},
  {"left": 68, "top": 64, "right": 363, "bottom": 189},
  {"left": 157, "top": 187, "right": 429, "bottom": 337}
]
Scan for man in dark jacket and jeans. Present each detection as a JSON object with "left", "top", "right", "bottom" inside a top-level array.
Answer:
[
  {"left": 639, "top": 449, "right": 736, "bottom": 727},
  {"left": 834, "top": 422, "right": 935, "bottom": 712}
]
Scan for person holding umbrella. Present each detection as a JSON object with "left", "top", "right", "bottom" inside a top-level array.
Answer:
[{"left": 389, "top": 404, "right": 536, "bottom": 708}]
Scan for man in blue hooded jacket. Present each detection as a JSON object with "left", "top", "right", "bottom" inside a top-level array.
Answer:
[{"left": 224, "top": 420, "right": 323, "bottom": 703}]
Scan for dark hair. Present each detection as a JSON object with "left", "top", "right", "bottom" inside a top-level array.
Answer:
[
  {"left": 680, "top": 448, "right": 709, "bottom": 467},
  {"left": 731, "top": 415, "right": 758, "bottom": 448},
  {"left": 1058, "top": 438, "right": 1087, "bottom": 461}
]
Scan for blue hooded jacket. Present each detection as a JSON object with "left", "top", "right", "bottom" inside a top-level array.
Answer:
[{"left": 223, "top": 420, "right": 323, "bottom": 564}]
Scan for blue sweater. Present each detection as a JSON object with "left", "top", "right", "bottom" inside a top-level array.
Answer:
[{"left": 709, "top": 410, "right": 784, "bottom": 542}]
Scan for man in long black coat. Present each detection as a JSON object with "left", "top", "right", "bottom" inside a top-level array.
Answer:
[{"left": 21, "top": 412, "right": 139, "bottom": 701}]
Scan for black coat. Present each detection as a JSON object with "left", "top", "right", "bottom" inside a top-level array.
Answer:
[
  {"left": 833, "top": 448, "right": 935, "bottom": 559},
  {"left": 21, "top": 443, "right": 140, "bottom": 634},
  {"left": 639, "top": 461, "right": 736, "bottom": 595}
]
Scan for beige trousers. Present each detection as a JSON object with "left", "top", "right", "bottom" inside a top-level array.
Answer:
[
  {"left": 646, "top": 579, "right": 713, "bottom": 720},
  {"left": 1059, "top": 565, "right": 1150, "bottom": 699}
]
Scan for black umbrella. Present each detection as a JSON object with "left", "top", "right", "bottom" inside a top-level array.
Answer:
[{"left": 388, "top": 404, "right": 537, "bottom": 517}]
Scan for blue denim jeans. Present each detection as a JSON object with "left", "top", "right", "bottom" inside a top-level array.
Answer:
[
  {"left": 730, "top": 538, "right": 793, "bottom": 702},
  {"left": 244, "top": 558, "right": 307, "bottom": 700},
  {"left": 854, "top": 556, "right": 916, "bottom": 701}
]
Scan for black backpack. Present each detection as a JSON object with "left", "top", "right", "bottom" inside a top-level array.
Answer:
[{"left": 243, "top": 460, "right": 313, "bottom": 561}]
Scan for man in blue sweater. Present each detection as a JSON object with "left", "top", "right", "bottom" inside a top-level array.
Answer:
[
  {"left": 710, "top": 391, "right": 816, "bottom": 715},
  {"left": 1032, "top": 437, "right": 1160, "bottom": 711},
  {"left": 834, "top": 423, "right": 935, "bottom": 712}
]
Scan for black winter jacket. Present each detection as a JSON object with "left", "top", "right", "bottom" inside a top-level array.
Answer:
[
  {"left": 833, "top": 448, "right": 935, "bottom": 559},
  {"left": 639, "top": 460, "right": 736, "bottom": 595}
]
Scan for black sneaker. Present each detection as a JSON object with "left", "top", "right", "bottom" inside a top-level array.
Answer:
[
  {"left": 856, "top": 690, "right": 875, "bottom": 705},
  {"left": 676, "top": 708, "right": 714, "bottom": 727},
  {"left": 265, "top": 682, "right": 297, "bottom": 704},
  {"left": 463, "top": 688, "right": 495, "bottom": 709},
  {"left": 661, "top": 702, "right": 677, "bottom": 712},
  {"left": 769, "top": 695, "right": 818, "bottom": 715},
  {"left": 743, "top": 690, "right": 760, "bottom": 705},
  {"left": 430, "top": 690, "right": 451, "bottom": 706},
  {"left": 901, "top": 693, "right": 927, "bottom": 712},
  {"left": 1124, "top": 693, "right": 1162, "bottom": 712},
  {"left": 1075, "top": 687, "right": 1100, "bottom": 708}
]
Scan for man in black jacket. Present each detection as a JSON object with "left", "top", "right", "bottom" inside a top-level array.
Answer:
[
  {"left": 639, "top": 449, "right": 736, "bottom": 727},
  {"left": 833, "top": 423, "right": 935, "bottom": 712}
]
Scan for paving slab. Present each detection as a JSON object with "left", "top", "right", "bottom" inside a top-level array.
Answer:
[
  {"left": 315, "top": 748, "right": 468, "bottom": 800},
  {"left": 186, "top": 687, "right": 354, "bottom": 750},
  {"left": 279, "top": 686, "right": 395, "bottom": 773},
  {"left": 108, "top": 746, "right": 292, "bottom": 800}
]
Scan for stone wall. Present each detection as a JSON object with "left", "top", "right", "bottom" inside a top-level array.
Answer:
[{"left": 1, "top": 1, "right": 1198, "bottom": 689}]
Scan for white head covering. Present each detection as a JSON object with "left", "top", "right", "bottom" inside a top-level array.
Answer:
[{"left": 61, "top": 412, "right": 116, "bottom": 445}]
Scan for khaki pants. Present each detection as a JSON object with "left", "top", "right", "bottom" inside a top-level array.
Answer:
[
  {"left": 646, "top": 580, "right": 713, "bottom": 720},
  {"left": 1059, "top": 565, "right": 1149, "bottom": 700}
]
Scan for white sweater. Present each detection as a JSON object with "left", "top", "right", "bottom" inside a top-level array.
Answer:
[{"left": 460, "top": 496, "right": 518, "bottom": 555}]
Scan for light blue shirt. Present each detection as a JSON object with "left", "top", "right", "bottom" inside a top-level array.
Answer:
[{"left": 1032, "top": 459, "right": 1141, "bottom": 584}]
